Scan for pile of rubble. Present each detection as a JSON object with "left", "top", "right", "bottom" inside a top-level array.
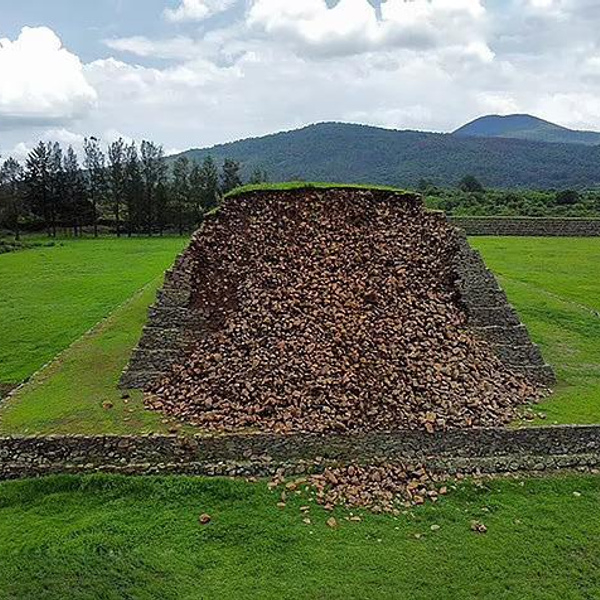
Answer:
[
  {"left": 147, "top": 187, "right": 541, "bottom": 434},
  {"left": 269, "top": 461, "right": 447, "bottom": 514}
]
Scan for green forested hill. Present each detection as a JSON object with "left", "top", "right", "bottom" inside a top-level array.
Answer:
[
  {"left": 453, "top": 114, "right": 600, "bottom": 146},
  {"left": 173, "top": 122, "right": 600, "bottom": 189}
]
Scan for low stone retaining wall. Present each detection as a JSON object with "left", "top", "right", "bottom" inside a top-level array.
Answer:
[
  {"left": 453, "top": 231, "right": 554, "bottom": 385},
  {"left": 451, "top": 217, "right": 600, "bottom": 237},
  {"left": 2, "top": 425, "right": 599, "bottom": 481}
]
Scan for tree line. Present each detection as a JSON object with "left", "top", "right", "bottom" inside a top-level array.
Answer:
[
  {"left": 420, "top": 176, "right": 600, "bottom": 218},
  {"left": 0, "top": 138, "right": 268, "bottom": 240}
]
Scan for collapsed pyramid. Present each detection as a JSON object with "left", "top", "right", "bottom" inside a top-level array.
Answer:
[{"left": 121, "top": 187, "right": 554, "bottom": 434}]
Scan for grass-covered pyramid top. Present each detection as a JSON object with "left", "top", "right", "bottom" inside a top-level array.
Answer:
[{"left": 225, "top": 181, "right": 411, "bottom": 198}]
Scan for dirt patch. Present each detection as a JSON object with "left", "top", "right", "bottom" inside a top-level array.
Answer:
[{"left": 0, "top": 384, "right": 17, "bottom": 400}]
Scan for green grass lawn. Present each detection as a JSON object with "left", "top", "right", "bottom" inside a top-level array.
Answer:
[
  {"left": 0, "top": 236, "right": 599, "bottom": 599},
  {"left": 0, "top": 473, "right": 598, "bottom": 599},
  {"left": 472, "top": 237, "right": 600, "bottom": 425},
  {"left": 0, "top": 237, "right": 186, "bottom": 387},
  {"left": 0, "top": 280, "right": 185, "bottom": 435}
]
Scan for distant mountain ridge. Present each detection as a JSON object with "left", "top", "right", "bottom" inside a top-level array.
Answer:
[
  {"left": 453, "top": 114, "right": 600, "bottom": 146},
  {"left": 173, "top": 121, "right": 600, "bottom": 190}
]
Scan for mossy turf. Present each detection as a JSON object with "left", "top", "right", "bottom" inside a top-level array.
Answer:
[
  {"left": 0, "top": 473, "right": 598, "bottom": 599},
  {"left": 0, "top": 237, "right": 186, "bottom": 387},
  {"left": 472, "top": 237, "right": 600, "bottom": 425},
  {"left": 225, "top": 181, "right": 410, "bottom": 198}
]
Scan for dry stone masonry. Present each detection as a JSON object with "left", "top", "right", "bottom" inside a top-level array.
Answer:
[
  {"left": 1, "top": 426, "right": 599, "bottom": 481},
  {"left": 451, "top": 216, "right": 600, "bottom": 237},
  {"left": 1, "top": 187, "right": 589, "bottom": 489},
  {"left": 454, "top": 231, "right": 554, "bottom": 386},
  {"left": 121, "top": 187, "right": 553, "bottom": 435}
]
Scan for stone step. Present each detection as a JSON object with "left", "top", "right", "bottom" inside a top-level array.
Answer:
[
  {"left": 461, "top": 287, "right": 508, "bottom": 309},
  {"left": 458, "top": 269, "right": 499, "bottom": 291},
  {"left": 128, "top": 349, "right": 184, "bottom": 372},
  {"left": 162, "top": 281, "right": 192, "bottom": 293},
  {"left": 164, "top": 267, "right": 193, "bottom": 288},
  {"left": 492, "top": 343, "right": 546, "bottom": 367},
  {"left": 507, "top": 364, "right": 556, "bottom": 386},
  {"left": 120, "top": 369, "right": 166, "bottom": 390},
  {"left": 466, "top": 305, "right": 521, "bottom": 327},
  {"left": 147, "top": 306, "right": 206, "bottom": 330},
  {"left": 156, "top": 288, "right": 192, "bottom": 307},
  {"left": 137, "top": 327, "right": 193, "bottom": 351},
  {"left": 472, "top": 324, "right": 532, "bottom": 347},
  {"left": 147, "top": 306, "right": 190, "bottom": 328}
]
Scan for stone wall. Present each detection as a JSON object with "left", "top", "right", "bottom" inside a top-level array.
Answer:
[
  {"left": 451, "top": 217, "right": 600, "bottom": 237},
  {"left": 2, "top": 426, "right": 599, "bottom": 481},
  {"left": 119, "top": 248, "right": 201, "bottom": 389},
  {"left": 453, "top": 229, "right": 555, "bottom": 385}
]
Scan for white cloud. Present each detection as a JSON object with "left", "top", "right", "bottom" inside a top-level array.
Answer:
[
  {"left": 526, "top": 0, "right": 556, "bottom": 8},
  {"left": 8, "top": 127, "right": 133, "bottom": 163},
  {"left": 164, "top": 0, "right": 237, "bottom": 23},
  {"left": 104, "top": 35, "right": 200, "bottom": 60},
  {"left": 247, "top": 0, "right": 490, "bottom": 59},
  {"left": 8, "top": 128, "right": 84, "bottom": 162},
  {"left": 0, "top": 27, "right": 97, "bottom": 125}
]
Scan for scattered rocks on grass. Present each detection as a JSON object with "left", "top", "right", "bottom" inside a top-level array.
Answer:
[
  {"left": 470, "top": 520, "right": 487, "bottom": 534},
  {"left": 269, "top": 460, "right": 446, "bottom": 514}
]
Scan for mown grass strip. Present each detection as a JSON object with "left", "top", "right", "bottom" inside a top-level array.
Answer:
[
  {"left": 0, "top": 237, "right": 186, "bottom": 385},
  {"left": 0, "top": 280, "right": 183, "bottom": 435},
  {"left": 0, "top": 473, "right": 598, "bottom": 599},
  {"left": 225, "top": 181, "right": 411, "bottom": 198}
]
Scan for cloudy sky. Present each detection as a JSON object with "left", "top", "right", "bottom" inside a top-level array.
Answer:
[{"left": 1, "top": 0, "right": 600, "bottom": 159}]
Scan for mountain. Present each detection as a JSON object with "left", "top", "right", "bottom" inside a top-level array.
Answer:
[
  {"left": 174, "top": 122, "right": 600, "bottom": 189},
  {"left": 453, "top": 114, "right": 600, "bottom": 146}
]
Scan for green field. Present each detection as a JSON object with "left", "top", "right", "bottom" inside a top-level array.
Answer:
[
  {"left": 0, "top": 237, "right": 186, "bottom": 388},
  {"left": 470, "top": 237, "right": 600, "bottom": 425},
  {"left": 0, "top": 473, "right": 598, "bottom": 599},
  {"left": 0, "top": 280, "right": 188, "bottom": 435}
]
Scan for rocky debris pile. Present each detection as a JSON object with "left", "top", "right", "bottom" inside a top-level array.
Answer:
[
  {"left": 147, "top": 187, "right": 541, "bottom": 434},
  {"left": 269, "top": 461, "right": 446, "bottom": 514}
]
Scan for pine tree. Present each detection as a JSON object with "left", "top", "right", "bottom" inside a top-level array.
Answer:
[
  {"left": 83, "top": 137, "right": 107, "bottom": 238},
  {"left": 123, "top": 142, "right": 143, "bottom": 236},
  {"left": 49, "top": 143, "right": 65, "bottom": 237},
  {"left": 140, "top": 141, "right": 165, "bottom": 235},
  {"left": 63, "top": 146, "right": 86, "bottom": 236},
  {"left": 189, "top": 161, "right": 204, "bottom": 225},
  {"left": 0, "top": 157, "right": 24, "bottom": 241},
  {"left": 200, "top": 156, "right": 220, "bottom": 212},
  {"left": 108, "top": 138, "right": 126, "bottom": 237},
  {"left": 171, "top": 156, "right": 191, "bottom": 235},
  {"left": 221, "top": 158, "right": 242, "bottom": 194},
  {"left": 25, "top": 141, "right": 53, "bottom": 236}
]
